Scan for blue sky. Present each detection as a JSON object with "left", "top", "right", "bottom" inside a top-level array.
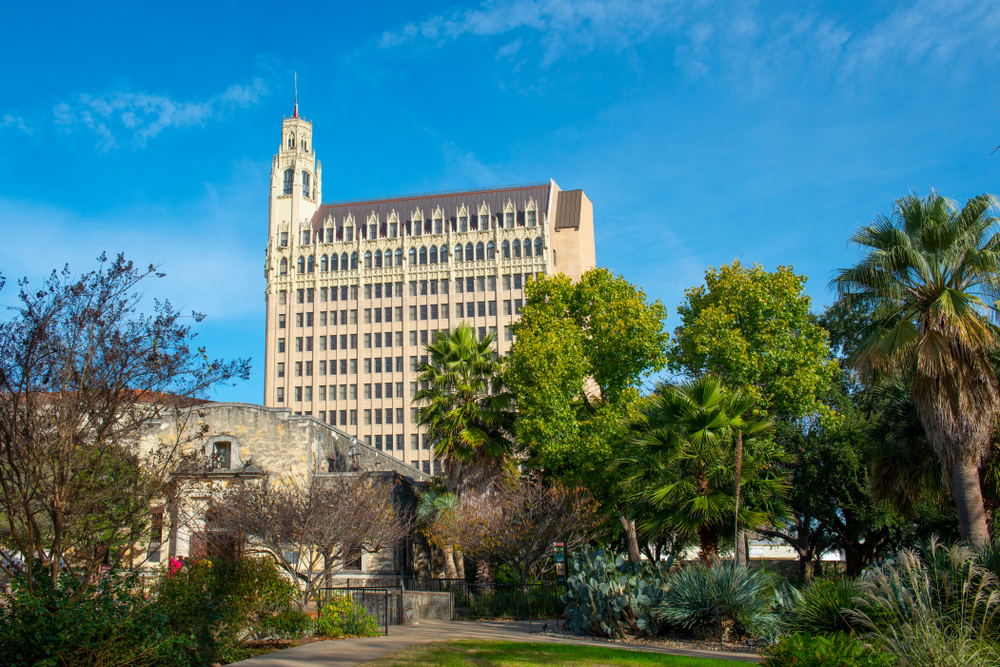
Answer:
[{"left": 2, "top": 0, "right": 999, "bottom": 403}]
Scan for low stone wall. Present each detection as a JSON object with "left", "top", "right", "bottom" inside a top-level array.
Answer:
[{"left": 402, "top": 590, "right": 453, "bottom": 624}]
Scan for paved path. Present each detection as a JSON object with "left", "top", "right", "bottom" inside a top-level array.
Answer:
[{"left": 229, "top": 619, "right": 761, "bottom": 666}]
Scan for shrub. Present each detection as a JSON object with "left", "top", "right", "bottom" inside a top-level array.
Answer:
[
  {"left": 262, "top": 608, "right": 314, "bottom": 639},
  {"left": 763, "top": 632, "right": 896, "bottom": 667},
  {"left": 156, "top": 556, "right": 299, "bottom": 661},
  {"left": 0, "top": 569, "right": 197, "bottom": 667},
  {"left": 654, "top": 563, "right": 781, "bottom": 639},
  {"left": 317, "top": 594, "right": 381, "bottom": 637},
  {"left": 847, "top": 540, "right": 1000, "bottom": 667},
  {"left": 789, "top": 578, "right": 864, "bottom": 635},
  {"left": 562, "top": 547, "right": 671, "bottom": 638}
]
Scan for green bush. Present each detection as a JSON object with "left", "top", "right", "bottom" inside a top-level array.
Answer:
[
  {"left": 562, "top": 547, "right": 671, "bottom": 638},
  {"left": 789, "top": 578, "right": 864, "bottom": 635},
  {"left": 262, "top": 608, "right": 314, "bottom": 639},
  {"left": 654, "top": 563, "right": 781, "bottom": 639},
  {"left": 0, "top": 569, "right": 197, "bottom": 667},
  {"left": 763, "top": 632, "right": 896, "bottom": 667},
  {"left": 156, "top": 556, "right": 299, "bottom": 661},
  {"left": 317, "top": 594, "right": 380, "bottom": 637}
]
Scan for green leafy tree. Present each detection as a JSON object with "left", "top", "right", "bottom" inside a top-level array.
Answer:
[
  {"left": 832, "top": 191, "right": 1000, "bottom": 547},
  {"left": 504, "top": 268, "right": 668, "bottom": 561},
  {"left": 416, "top": 486, "right": 463, "bottom": 579},
  {"left": 415, "top": 323, "right": 516, "bottom": 498},
  {"left": 624, "top": 376, "right": 789, "bottom": 565},
  {"left": 668, "top": 260, "right": 837, "bottom": 419}
]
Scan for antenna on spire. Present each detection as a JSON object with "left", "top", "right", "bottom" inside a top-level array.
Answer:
[{"left": 293, "top": 71, "right": 299, "bottom": 118}]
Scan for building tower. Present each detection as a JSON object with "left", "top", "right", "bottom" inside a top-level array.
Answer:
[{"left": 263, "top": 112, "right": 596, "bottom": 476}]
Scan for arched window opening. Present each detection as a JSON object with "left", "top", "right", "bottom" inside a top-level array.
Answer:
[
  {"left": 429, "top": 246, "right": 438, "bottom": 264},
  {"left": 283, "top": 169, "right": 294, "bottom": 195},
  {"left": 350, "top": 252, "right": 358, "bottom": 270},
  {"left": 513, "top": 240, "right": 521, "bottom": 258},
  {"left": 455, "top": 245, "right": 463, "bottom": 262},
  {"left": 523, "top": 239, "right": 532, "bottom": 257},
  {"left": 395, "top": 249, "right": 403, "bottom": 266},
  {"left": 465, "top": 243, "right": 474, "bottom": 261},
  {"left": 330, "top": 254, "right": 339, "bottom": 271},
  {"left": 535, "top": 238, "right": 543, "bottom": 257},
  {"left": 384, "top": 250, "right": 392, "bottom": 267},
  {"left": 287, "top": 135, "right": 294, "bottom": 149},
  {"left": 375, "top": 251, "right": 382, "bottom": 268},
  {"left": 476, "top": 243, "right": 485, "bottom": 261},
  {"left": 297, "top": 257, "right": 305, "bottom": 274},
  {"left": 501, "top": 241, "right": 510, "bottom": 259},
  {"left": 419, "top": 247, "right": 428, "bottom": 265},
  {"left": 279, "top": 258, "right": 288, "bottom": 275},
  {"left": 307, "top": 256, "right": 315, "bottom": 273},
  {"left": 440, "top": 245, "right": 449, "bottom": 263},
  {"left": 302, "top": 171, "right": 311, "bottom": 198},
  {"left": 486, "top": 241, "right": 495, "bottom": 260},
  {"left": 364, "top": 251, "right": 372, "bottom": 269},
  {"left": 340, "top": 253, "right": 348, "bottom": 271},
  {"left": 408, "top": 248, "right": 416, "bottom": 266}
]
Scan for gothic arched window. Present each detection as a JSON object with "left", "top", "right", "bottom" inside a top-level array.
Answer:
[
  {"left": 350, "top": 252, "right": 358, "bottom": 270},
  {"left": 481, "top": 214, "right": 490, "bottom": 229},
  {"left": 279, "top": 258, "right": 288, "bottom": 275},
  {"left": 455, "top": 245, "right": 463, "bottom": 262},
  {"left": 320, "top": 255, "right": 328, "bottom": 272},
  {"left": 302, "top": 171, "right": 311, "bottom": 198},
  {"left": 429, "top": 246, "right": 438, "bottom": 264},
  {"left": 330, "top": 253, "right": 338, "bottom": 271},
  {"left": 476, "top": 243, "right": 485, "bottom": 261},
  {"left": 364, "top": 251, "right": 372, "bottom": 269},
  {"left": 395, "top": 249, "right": 403, "bottom": 266},
  {"left": 297, "top": 257, "right": 305, "bottom": 273},
  {"left": 384, "top": 250, "right": 392, "bottom": 267},
  {"left": 434, "top": 217, "right": 443, "bottom": 234},
  {"left": 340, "top": 253, "right": 348, "bottom": 271},
  {"left": 535, "top": 238, "right": 543, "bottom": 257},
  {"left": 419, "top": 247, "right": 427, "bottom": 265},
  {"left": 408, "top": 248, "right": 416, "bottom": 266},
  {"left": 283, "top": 169, "right": 293, "bottom": 195},
  {"left": 513, "top": 240, "right": 521, "bottom": 258},
  {"left": 465, "top": 243, "right": 474, "bottom": 260},
  {"left": 523, "top": 239, "right": 532, "bottom": 257},
  {"left": 374, "top": 251, "right": 382, "bottom": 268},
  {"left": 440, "top": 245, "right": 449, "bottom": 263},
  {"left": 505, "top": 212, "right": 514, "bottom": 229},
  {"left": 307, "top": 256, "right": 315, "bottom": 273},
  {"left": 486, "top": 241, "right": 495, "bottom": 260},
  {"left": 502, "top": 241, "right": 510, "bottom": 258}
]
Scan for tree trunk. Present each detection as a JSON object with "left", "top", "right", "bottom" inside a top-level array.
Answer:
[
  {"left": 698, "top": 525, "right": 719, "bottom": 566},
  {"left": 953, "top": 457, "right": 989, "bottom": 549},
  {"left": 454, "top": 549, "right": 466, "bottom": 581},
  {"left": 798, "top": 554, "right": 815, "bottom": 582},
  {"left": 476, "top": 558, "right": 492, "bottom": 586},
  {"left": 620, "top": 516, "right": 642, "bottom": 563},
  {"left": 442, "top": 544, "right": 458, "bottom": 579},
  {"left": 733, "top": 429, "right": 744, "bottom": 567}
]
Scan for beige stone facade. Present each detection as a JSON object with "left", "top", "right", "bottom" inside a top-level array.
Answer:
[{"left": 262, "top": 112, "right": 597, "bottom": 474}]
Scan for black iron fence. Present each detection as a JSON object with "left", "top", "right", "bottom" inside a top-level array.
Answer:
[
  {"left": 403, "top": 579, "right": 566, "bottom": 620},
  {"left": 317, "top": 586, "right": 404, "bottom": 635}
]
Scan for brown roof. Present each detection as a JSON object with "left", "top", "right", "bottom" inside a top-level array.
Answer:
[
  {"left": 309, "top": 183, "right": 551, "bottom": 236},
  {"left": 554, "top": 190, "right": 583, "bottom": 230}
]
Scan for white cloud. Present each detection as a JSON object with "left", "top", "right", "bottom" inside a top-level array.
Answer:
[
  {"left": 53, "top": 78, "right": 268, "bottom": 151},
  {"left": 1, "top": 114, "right": 32, "bottom": 134}
]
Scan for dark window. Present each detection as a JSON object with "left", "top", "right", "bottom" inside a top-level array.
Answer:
[{"left": 283, "top": 169, "right": 293, "bottom": 195}]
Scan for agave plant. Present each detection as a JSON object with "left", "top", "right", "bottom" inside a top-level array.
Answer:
[{"left": 654, "top": 563, "right": 781, "bottom": 639}]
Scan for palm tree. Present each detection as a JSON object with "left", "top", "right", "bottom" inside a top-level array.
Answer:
[
  {"left": 414, "top": 323, "right": 516, "bottom": 498},
  {"left": 832, "top": 191, "right": 1000, "bottom": 547},
  {"left": 624, "top": 376, "right": 788, "bottom": 565},
  {"left": 416, "top": 486, "right": 464, "bottom": 580}
]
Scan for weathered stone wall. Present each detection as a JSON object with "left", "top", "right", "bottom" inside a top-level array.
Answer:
[{"left": 402, "top": 591, "right": 454, "bottom": 624}]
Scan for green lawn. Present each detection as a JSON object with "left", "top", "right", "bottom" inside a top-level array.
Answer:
[{"left": 357, "top": 640, "right": 750, "bottom": 666}]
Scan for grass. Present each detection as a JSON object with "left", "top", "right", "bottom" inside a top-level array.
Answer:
[{"left": 356, "top": 640, "right": 747, "bottom": 666}]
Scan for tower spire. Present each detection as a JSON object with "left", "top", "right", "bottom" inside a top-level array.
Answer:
[{"left": 293, "top": 71, "right": 299, "bottom": 118}]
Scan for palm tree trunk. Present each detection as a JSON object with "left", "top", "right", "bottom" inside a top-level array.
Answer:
[
  {"left": 619, "top": 515, "right": 642, "bottom": 563},
  {"left": 442, "top": 544, "right": 458, "bottom": 579},
  {"left": 698, "top": 525, "right": 719, "bottom": 566},
  {"left": 733, "top": 429, "right": 744, "bottom": 567},
  {"left": 952, "top": 457, "right": 989, "bottom": 548},
  {"left": 453, "top": 549, "right": 465, "bottom": 581}
]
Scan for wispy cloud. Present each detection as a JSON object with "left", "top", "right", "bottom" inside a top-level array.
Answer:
[
  {"left": 378, "top": 0, "right": 1000, "bottom": 88},
  {"left": 53, "top": 79, "right": 268, "bottom": 151},
  {"left": 1, "top": 114, "right": 31, "bottom": 134}
]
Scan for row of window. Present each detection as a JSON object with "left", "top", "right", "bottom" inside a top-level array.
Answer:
[
  {"left": 277, "top": 276, "right": 538, "bottom": 309},
  {"left": 277, "top": 300, "right": 524, "bottom": 331},
  {"left": 275, "top": 325, "right": 511, "bottom": 363},
  {"left": 278, "top": 210, "right": 539, "bottom": 248},
  {"left": 282, "top": 170, "right": 312, "bottom": 198},
  {"left": 278, "top": 239, "right": 544, "bottom": 274}
]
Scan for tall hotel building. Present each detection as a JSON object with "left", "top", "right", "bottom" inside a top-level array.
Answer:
[{"left": 263, "top": 110, "right": 596, "bottom": 474}]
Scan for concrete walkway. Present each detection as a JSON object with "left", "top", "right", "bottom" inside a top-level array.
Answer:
[{"left": 229, "top": 619, "right": 761, "bottom": 666}]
